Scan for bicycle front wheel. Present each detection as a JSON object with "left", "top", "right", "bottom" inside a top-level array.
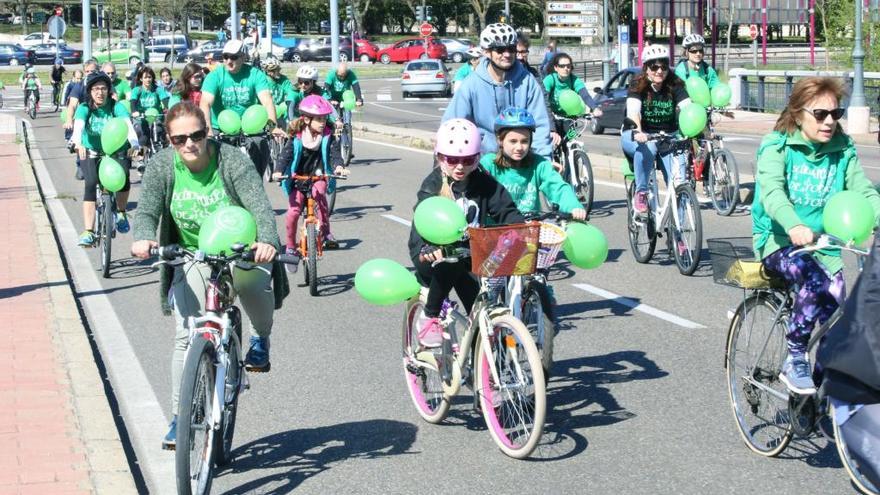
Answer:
[
  {"left": 725, "top": 293, "right": 793, "bottom": 457},
  {"left": 707, "top": 148, "right": 739, "bottom": 216},
  {"left": 176, "top": 334, "right": 216, "bottom": 495},
  {"left": 340, "top": 125, "right": 353, "bottom": 166},
  {"left": 626, "top": 181, "right": 656, "bottom": 263},
  {"left": 832, "top": 403, "right": 880, "bottom": 495},
  {"left": 401, "top": 297, "right": 451, "bottom": 423},
  {"left": 521, "top": 280, "right": 555, "bottom": 381},
  {"left": 571, "top": 149, "right": 594, "bottom": 216},
  {"left": 101, "top": 195, "right": 113, "bottom": 278},
  {"left": 476, "top": 314, "right": 546, "bottom": 459},
  {"left": 306, "top": 222, "right": 318, "bottom": 296},
  {"left": 670, "top": 185, "right": 703, "bottom": 276}
]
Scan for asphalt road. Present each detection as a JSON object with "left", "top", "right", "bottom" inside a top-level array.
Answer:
[{"left": 22, "top": 103, "right": 868, "bottom": 494}]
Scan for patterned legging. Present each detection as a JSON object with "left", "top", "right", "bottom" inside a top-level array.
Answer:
[{"left": 762, "top": 246, "right": 846, "bottom": 355}]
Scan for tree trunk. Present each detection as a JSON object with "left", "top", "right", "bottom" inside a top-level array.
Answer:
[{"left": 723, "top": 3, "right": 734, "bottom": 74}]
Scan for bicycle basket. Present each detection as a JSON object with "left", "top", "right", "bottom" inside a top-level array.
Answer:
[
  {"left": 468, "top": 223, "right": 541, "bottom": 277},
  {"left": 707, "top": 237, "right": 783, "bottom": 290},
  {"left": 536, "top": 222, "right": 567, "bottom": 269}
]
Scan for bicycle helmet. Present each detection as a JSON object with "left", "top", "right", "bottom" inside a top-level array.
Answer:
[
  {"left": 262, "top": 57, "right": 280, "bottom": 72},
  {"left": 25, "top": 62, "right": 32, "bottom": 69},
  {"left": 683, "top": 33, "right": 706, "bottom": 49},
  {"left": 435, "top": 119, "right": 481, "bottom": 157},
  {"left": 296, "top": 65, "right": 318, "bottom": 80},
  {"left": 479, "top": 23, "right": 517, "bottom": 50},
  {"left": 54, "top": 58, "right": 63, "bottom": 65},
  {"left": 641, "top": 44, "right": 670, "bottom": 64},
  {"left": 466, "top": 47, "right": 482, "bottom": 59},
  {"left": 494, "top": 107, "right": 536, "bottom": 133},
  {"left": 298, "top": 94, "right": 333, "bottom": 116},
  {"left": 26, "top": 67, "right": 35, "bottom": 74}
]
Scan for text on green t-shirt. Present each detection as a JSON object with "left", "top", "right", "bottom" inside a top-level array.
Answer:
[{"left": 170, "top": 151, "right": 231, "bottom": 250}]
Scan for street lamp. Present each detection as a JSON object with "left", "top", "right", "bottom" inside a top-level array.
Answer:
[{"left": 847, "top": 0, "right": 869, "bottom": 134}]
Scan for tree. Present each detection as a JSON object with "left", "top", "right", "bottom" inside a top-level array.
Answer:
[
  {"left": 351, "top": 0, "right": 373, "bottom": 34},
  {"left": 469, "top": 0, "right": 497, "bottom": 33}
]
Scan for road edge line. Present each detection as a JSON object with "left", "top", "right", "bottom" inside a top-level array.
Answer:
[{"left": 572, "top": 282, "right": 706, "bottom": 329}]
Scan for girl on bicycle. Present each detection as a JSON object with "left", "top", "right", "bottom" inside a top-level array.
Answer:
[
  {"left": 167, "top": 63, "right": 204, "bottom": 108},
  {"left": 452, "top": 48, "right": 482, "bottom": 93},
  {"left": 272, "top": 95, "right": 347, "bottom": 268},
  {"left": 620, "top": 44, "right": 691, "bottom": 215},
  {"left": 752, "top": 77, "right": 880, "bottom": 395},
  {"left": 542, "top": 52, "right": 600, "bottom": 119},
  {"left": 409, "top": 118, "right": 524, "bottom": 347},
  {"left": 129, "top": 66, "right": 169, "bottom": 149}
]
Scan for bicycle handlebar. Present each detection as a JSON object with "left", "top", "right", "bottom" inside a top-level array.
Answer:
[
  {"left": 271, "top": 174, "right": 348, "bottom": 182},
  {"left": 149, "top": 244, "right": 300, "bottom": 265},
  {"left": 789, "top": 233, "right": 871, "bottom": 258}
]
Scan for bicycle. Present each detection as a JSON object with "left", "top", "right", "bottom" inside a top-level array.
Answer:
[
  {"left": 690, "top": 108, "right": 739, "bottom": 216},
  {"left": 150, "top": 244, "right": 297, "bottom": 495},
  {"left": 331, "top": 100, "right": 354, "bottom": 167},
  {"left": 52, "top": 80, "right": 62, "bottom": 111},
  {"left": 217, "top": 130, "right": 271, "bottom": 180},
  {"left": 268, "top": 134, "right": 289, "bottom": 183},
  {"left": 551, "top": 114, "right": 594, "bottom": 216},
  {"left": 88, "top": 151, "right": 124, "bottom": 278},
  {"left": 622, "top": 127, "right": 703, "bottom": 276},
  {"left": 25, "top": 89, "right": 37, "bottom": 120},
  {"left": 134, "top": 114, "right": 166, "bottom": 173},
  {"left": 711, "top": 234, "right": 878, "bottom": 494},
  {"left": 402, "top": 222, "right": 547, "bottom": 459}
]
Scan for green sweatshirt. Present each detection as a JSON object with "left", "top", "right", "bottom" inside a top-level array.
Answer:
[
  {"left": 674, "top": 60, "right": 721, "bottom": 90},
  {"left": 480, "top": 153, "right": 582, "bottom": 215}
]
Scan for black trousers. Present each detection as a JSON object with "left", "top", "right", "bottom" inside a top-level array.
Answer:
[{"left": 413, "top": 256, "right": 479, "bottom": 318}]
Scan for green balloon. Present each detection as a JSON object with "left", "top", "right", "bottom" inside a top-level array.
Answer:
[
  {"left": 100, "top": 117, "right": 129, "bottom": 155},
  {"left": 98, "top": 157, "right": 127, "bottom": 193},
  {"left": 342, "top": 98, "right": 356, "bottom": 111},
  {"left": 276, "top": 102, "right": 287, "bottom": 119},
  {"left": 242, "top": 105, "right": 269, "bottom": 135},
  {"left": 354, "top": 258, "right": 421, "bottom": 306},
  {"left": 217, "top": 109, "right": 242, "bottom": 135},
  {"left": 120, "top": 99, "right": 132, "bottom": 113},
  {"left": 710, "top": 83, "right": 732, "bottom": 108},
  {"left": 59, "top": 109, "right": 68, "bottom": 123},
  {"left": 679, "top": 103, "right": 708, "bottom": 138},
  {"left": 144, "top": 107, "right": 160, "bottom": 123},
  {"left": 822, "top": 191, "right": 876, "bottom": 245},
  {"left": 413, "top": 196, "right": 467, "bottom": 245},
  {"left": 685, "top": 77, "right": 711, "bottom": 107},
  {"left": 197, "top": 205, "right": 258, "bottom": 255},
  {"left": 342, "top": 89, "right": 356, "bottom": 102},
  {"left": 558, "top": 89, "right": 585, "bottom": 117},
  {"left": 563, "top": 223, "right": 608, "bottom": 269}
]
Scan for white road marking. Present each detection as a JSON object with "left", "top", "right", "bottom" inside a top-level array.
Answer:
[
  {"left": 367, "top": 101, "right": 442, "bottom": 118},
  {"left": 381, "top": 214, "right": 413, "bottom": 226},
  {"left": 376, "top": 94, "right": 392, "bottom": 101},
  {"left": 572, "top": 283, "right": 706, "bottom": 329},
  {"left": 719, "top": 137, "right": 752, "bottom": 142},
  {"left": 353, "top": 137, "right": 434, "bottom": 155}
]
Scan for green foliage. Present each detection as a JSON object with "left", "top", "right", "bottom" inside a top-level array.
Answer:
[{"left": 821, "top": 0, "right": 880, "bottom": 71}]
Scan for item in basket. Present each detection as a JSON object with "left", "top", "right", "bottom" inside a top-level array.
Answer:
[
  {"left": 513, "top": 242, "right": 538, "bottom": 273},
  {"left": 724, "top": 260, "right": 774, "bottom": 289},
  {"left": 479, "top": 230, "right": 529, "bottom": 277}
]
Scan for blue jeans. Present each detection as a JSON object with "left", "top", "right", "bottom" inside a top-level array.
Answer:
[{"left": 620, "top": 131, "right": 684, "bottom": 193}]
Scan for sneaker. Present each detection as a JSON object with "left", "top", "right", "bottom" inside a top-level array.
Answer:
[
  {"left": 634, "top": 191, "right": 649, "bottom": 214},
  {"left": 75, "top": 166, "right": 83, "bottom": 181},
  {"left": 779, "top": 354, "right": 816, "bottom": 395},
  {"left": 324, "top": 233, "right": 340, "bottom": 249},
  {"left": 417, "top": 314, "right": 443, "bottom": 348},
  {"left": 245, "top": 336, "right": 271, "bottom": 372},
  {"left": 161, "top": 415, "right": 177, "bottom": 450},
  {"left": 284, "top": 247, "right": 300, "bottom": 274},
  {"left": 116, "top": 212, "right": 130, "bottom": 234},
  {"left": 77, "top": 230, "right": 96, "bottom": 247}
]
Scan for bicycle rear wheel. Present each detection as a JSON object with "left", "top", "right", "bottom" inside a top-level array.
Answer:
[
  {"left": 725, "top": 293, "right": 793, "bottom": 457},
  {"left": 100, "top": 194, "right": 113, "bottom": 278},
  {"left": 306, "top": 223, "right": 318, "bottom": 296},
  {"left": 401, "top": 297, "right": 451, "bottom": 423},
  {"left": 670, "top": 185, "right": 703, "bottom": 276},
  {"left": 707, "top": 148, "right": 739, "bottom": 216},
  {"left": 213, "top": 308, "right": 242, "bottom": 467},
  {"left": 340, "top": 124, "right": 353, "bottom": 166},
  {"left": 832, "top": 403, "right": 880, "bottom": 495},
  {"left": 476, "top": 314, "right": 546, "bottom": 459},
  {"left": 176, "top": 334, "right": 216, "bottom": 495},
  {"left": 571, "top": 149, "right": 594, "bottom": 216},
  {"left": 521, "top": 280, "right": 554, "bottom": 381},
  {"left": 626, "top": 181, "right": 656, "bottom": 263}
]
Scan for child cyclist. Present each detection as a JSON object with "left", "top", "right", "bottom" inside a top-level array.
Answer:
[
  {"left": 272, "top": 95, "right": 348, "bottom": 270},
  {"left": 409, "top": 119, "right": 524, "bottom": 347}
]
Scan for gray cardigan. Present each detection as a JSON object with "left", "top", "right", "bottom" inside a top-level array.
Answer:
[{"left": 133, "top": 140, "right": 290, "bottom": 315}]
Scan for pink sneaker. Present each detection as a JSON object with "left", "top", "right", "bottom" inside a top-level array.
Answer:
[
  {"left": 418, "top": 317, "right": 443, "bottom": 348},
  {"left": 634, "top": 191, "right": 649, "bottom": 214}
]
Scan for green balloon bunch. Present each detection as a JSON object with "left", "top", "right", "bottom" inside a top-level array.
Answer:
[
  {"left": 98, "top": 157, "right": 127, "bottom": 192},
  {"left": 685, "top": 78, "right": 711, "bottom": 107},
  {"left": 562, "top": 223, "right": 608, "bottom": 269},
  {"left": 100, "top": 118, "right": 129, "bottom": 154},
  {"left": 342, "top": 89, "right": 356, "bottom": 111},
  {"left": 218, "top": 109, "right": 242, "bottom": 135},
  {"left": 823, "top": 191, "right": 876, "bottom": 245},
  {"left": 144, "top": 108, "right": 160, "bottom": 124},
  {"left": 679, "top": 104, "right": 708, "bottom": 138},
  {"left": 197, "top": 205, "right": 258, "bottom": 255},
  {"left": 354, "top": 258, "right": 421, "bottom": 306},
  {"left": 558, "top": 89, "right": 585, "bottom": 117},
  {"left": 710, "top": 83, "right": 732, "bottom": 108},
  {"left": 413, "top": 196, "right": 467, "bottom": 245},
  {"left": 242, "top": 105, "right": 269, "bottom": 135}
]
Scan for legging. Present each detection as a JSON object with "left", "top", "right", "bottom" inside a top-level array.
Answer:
[
  {"left": 762, "top": 246, "right": 846, "bottom": 355},
  {"left": 620, "top": 130, "right": 687, "bottom": 193},
  {"left": 284, "top": 179, "right": 330, "bottom": 249},
  {"left": 81, "top": 156, "right": 131, "bottom": 202},
  {"left": 413, "top": 256, "right": 479, "bottom": 318}
]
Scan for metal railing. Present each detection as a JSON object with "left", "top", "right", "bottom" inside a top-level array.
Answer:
[
  {"left": 572, "top": 60, "right": 617, "bottom": 82},
  {"left": 729, "top": 69, "right": 880, "bottom": 116}
]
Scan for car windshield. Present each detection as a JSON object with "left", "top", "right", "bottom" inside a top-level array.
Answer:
[{"left": 407, "top": 62, "right": 439, "bottom": 71}]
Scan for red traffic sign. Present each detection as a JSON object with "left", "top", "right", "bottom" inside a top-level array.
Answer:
[
  {"left": 749, "top": 24, "right": 758, "bottom": 41},
  {"left": 54, "top": 5, "right": 62, "bottom": 16},
  {"left": 420, "top": 22, "right": 433, "bottom": 37}
]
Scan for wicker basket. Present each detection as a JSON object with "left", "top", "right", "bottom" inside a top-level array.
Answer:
[
  {"left": 536, "top": 222, "right": 568, "bottom": 269},
  {"left": 468, "top": 223, "right": 541, "bottom": 277},
  {"left": 707, "top": 237, "right": 784, "bottom": 290}
]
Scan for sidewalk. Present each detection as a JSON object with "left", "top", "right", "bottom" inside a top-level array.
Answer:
[{"left": 0, "top": 116, "right": 136, "bottom": 494}]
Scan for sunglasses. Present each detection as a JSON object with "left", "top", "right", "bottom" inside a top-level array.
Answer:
[
  {"left": 688, "top": 48, "right": 704, "bottom": 54},
  {"left": 169, "top": 129, "right": 207, "bottom": 146},
  {"left": 648, "top": 63, "right": 669, "bottom": 72},
  {"left": 105, "top": 71, "right": 116, "bottom": 76},
  {"left": 516, "top": 50, "right": 529, "bottom": 55},
  {"left": 298, "top": 79, "right": 313, "bottom": 85},
  {"left": 805, "top": 107, "right": 845, "bottom": 122},
  {"left": 556, "top": 63, "right": 572, "bottom": 69},
  {"left": 491, "top": 46, "right": 516, "bottom": 54},
  {"left": 222, "top": 53, "right": 241, "bottom": 61},
  {"left": 438, "top": 153, "right": 479, "bottom": 166}
]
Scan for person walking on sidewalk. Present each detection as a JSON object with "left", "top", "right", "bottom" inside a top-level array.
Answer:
[{"left": 131, "top": 101, "right": 289, "bottom": 449}]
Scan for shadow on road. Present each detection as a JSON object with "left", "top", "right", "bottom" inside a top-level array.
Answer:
[
  {"left": 217, "top": 419, "right": 418, "bottom": 494},
  {"left": 0, "top": 280, "right": 68, "bottom": 299}
]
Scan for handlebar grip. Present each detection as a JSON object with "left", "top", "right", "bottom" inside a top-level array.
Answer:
[{"left": 276, "top": 254, "right": 300, "bottom": 265}]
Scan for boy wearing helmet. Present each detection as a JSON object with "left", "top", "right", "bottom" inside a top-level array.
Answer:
[
  {"left": 409, "top": 119, "right": 524, "bottom": 347},
  {"left": 674, "top": 34, "right": 720, "bottom": 89},
  {"left": 21, "top": 67, "right": 42, "bottom": 109},
  {"left": 452, "top": 48, "right": 482, "bottom": 93},
  {"left": 442, "top": 23, "right": 554, "bottom": 161}
]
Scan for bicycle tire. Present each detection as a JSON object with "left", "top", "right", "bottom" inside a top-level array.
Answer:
[
  {"left": 475, "top": 313, "right": 546, "bottom": 459},
  {"left": 626, "top": 181, "right": 656, "bottom": 263},
  {"left": 401, "top": 297, "right": 451, "bottom": 423},
  {"left": 101, "top": 194, "right": 113, "bottom": 278},
  {"left": 27, "top": 95, "right": 36, "bottom": 120},
  {"left": 307, "top": 222, "right": 318, "bottom": 296},
  {"left": 707, "top": 147, "right": 739, "bottom": 217},
  {"left": 831, "top": 403, "right": 880, "bottom": 495},
  {"left": 327, "top": 176, "right": 337, "bottom": 215},
  {"left": 176, "top": 334, "right": 216, "bottom": 495},
  {"left": 212, "top": 308, "right": 242, "bottom": 467},
  {"left": 341, "top": 124, "right": 353, "bottom": 166},
  {"left": 571, "top": 149, "right": 594, "bottom": 216},
  {"left": 521, "top": 280, "right": 555, "bottom": 381},
  {"left": 670, "top": 185, "right": 703, "bottom": 276},
  {"left": 725, "top": 293, "right": 793, "bottom": 457}
]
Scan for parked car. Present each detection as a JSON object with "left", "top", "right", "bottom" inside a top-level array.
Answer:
[
  {"left": 440, "top": 38, "right": 474, "bottom": 63},
  {"left": 12, "top": 16, "right": 22, "bottom": 25},
  {"left": 378, "top": 37, "right": 446, "bottom": 65},
  {"left": 589, "top": 67, "right": 640, "bottom": 135},
  {"left": 19, "top": 32, "right": 56, "bottom": 49},
  {"left": 243, "top": 38, "right": 287, "bottom": 59},
  {"left": 285, "top": 36, "right": 358, "bottom": 63},
  {"left": 145, "top": 34, "right": 192, "bottom": 63},
  {"left": 32, "top": 43, "right": 81, "bottom": 65},
  {"left": 176, "top": 40, "right": 223, "bottom": 63},
  {"left": 0, "top": 14, "right": 12, "bottom": 24},
  {"left": 0, "top": 44, "right": 34, "bottom": 66},
  {"left": 319, "top": 20, "right": 330, "bottom": 34},
  {"left": 401, "top": 59, "right": 450, "bottom": 98},
  {"left": 93, "top": 40, "right": 142, "bottom": 66},
  {"left": 353, "top": 37, "right": 379, "bottom": 62}
]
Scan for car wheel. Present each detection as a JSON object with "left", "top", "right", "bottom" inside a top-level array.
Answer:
[
  {"left": 590, "top": 117, "right": 605, "bottom": 135},
  {"left": 339, "top": 52, "right": 349, "bottom": 62},
  {"left": 380, "top": 54, "right": 391, "bottom": 64},
  {"left": 291, "top": 53, "right": 303, "bottom": 63},
  {"left": 359, "top": 53, "right": 370, "bottom": 63},
  {"left": 452, "top": 52, "right": 464, "bottom": 63},
  {"left": 402, "top": 91, "right": 409, "bottom": 99},
  {"left": 9, "top": 58, "right": 18, "bottom": 66},
  {"left": 129, "top": 56, "right": 141, "bottom": 65}
]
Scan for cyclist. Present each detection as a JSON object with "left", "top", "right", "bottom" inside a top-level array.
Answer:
[
  {"left": 70, "top": 72, "right": 141, "bottom": 247},
  {"left": 17, "top": 62, "right": 32, "bottom": 85},
  {"left": 130, "top": 101, "right": 289, "bottom": 448},
  {"left": 620, "top": 44, "right": 691, "bottom": 215},
  {"left": 751, "top": 77, "right": 880, "bottom": 394},
  {"left": 323, "top": 62, "right": 363, "bottom": 109},
  {"left": 200, "top": 39, "right": 286, "bottom": 178},
  {"left": 442, "top": 23, "right": 553, "bottom": 160},
  {"left": 166, "top": 63, "right": 204, "bottom": 108},
  {"left": 51, "top": 58, "right": 66, "bottom": 107},
  {"left": 63, "top": 70, "right": 83, "bottom": 107},
  {"left": 262, "top": 57, "right": 294, "bottom": 128},
  {"left": 543, "top": 51, "right": 602, "bottom": 157},
  {"left": 102, "top": 62, "right": 130, "bottom": 101},
  {"left": 21, "top": 68, "right": 42, "bottom": 111},
  {"left": 129, "top": 66, "right": 169, "bottom": 151},
  {"left": 409, "top": 118, "right": 524, "bottom": 347},
  {"left": 64, "top": 61, "right": 100, "bottom": 181},
  {"left": 452, "top": 48, "right": 482, "bottom": 93},
  {"left": 674, "top": 34, "right": 720, "bottom": 90},
  {"left": 515, "top": 34, "right": 540, "bottom": 80},
  {"left": 289, "top": 65, "right": 328, "bottom": 119},
  {"left": 272, "top": 95, "right": 347, "bottom": 259}
]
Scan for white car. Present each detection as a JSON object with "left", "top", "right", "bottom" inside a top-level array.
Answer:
[
  {"left": 243, "top": 38, "right": 286, "bottom": 59},
  {"left": 20, "top": 33, "right": 54, "bottom": 48}
]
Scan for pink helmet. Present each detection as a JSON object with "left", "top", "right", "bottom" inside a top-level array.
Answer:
[
  {"left": 299, "top": 95, "right": 333, "bottom": 117},
  {"left": 435, "top": 118, "right": 481, "bottom": 157}
]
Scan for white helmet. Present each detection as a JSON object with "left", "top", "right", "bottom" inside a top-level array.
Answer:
[
  {"left": 296, "top": 65, "right": 318, "bottom": 80},
  {"left": 479, "top": 23, "right": 517, "bottom": 50},
  {"left": 262, "top": 57, "right": 280, "bottom": 72},
  {"left": 683, "top": 34, "right": 706, "bottom": 49},
  {"left": 466, "top": 47, "right": 482, "bottom": 59},
  {"left": 641, "top": 44, "right": 670, "bottom": 64}
]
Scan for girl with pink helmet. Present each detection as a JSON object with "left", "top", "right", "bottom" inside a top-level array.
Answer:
[
  {"left": 407, "top": 118, "right": 525, "bottom": 347},
  {"left": 272, "top": 94, "right": 349, "bottom": 271}
]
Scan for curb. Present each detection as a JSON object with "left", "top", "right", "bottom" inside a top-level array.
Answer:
[{"left": 18, "top": 124, "right": 139, "bottom": 494}]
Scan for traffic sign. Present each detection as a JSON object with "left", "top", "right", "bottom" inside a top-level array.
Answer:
[
  {"left": 547, "top": 14, "right": 599, "bottom": 24},
  {"left": 547, "top": 26, "right": 599, "bottom": 37},
  {"left": 419, "top": 22, "right": 433, "bottom": 37},
  {"left": 749, "top": 24, "right": 758, "bottom": 40},
  {"left": 54, "top": 5, "right": 63, "bottom": 16},
  {"left": 548, "top": 2, "right": 597, "bottom": 11},
  {"left": 47, "top": 15, "right": 66, "bottom": 39}
]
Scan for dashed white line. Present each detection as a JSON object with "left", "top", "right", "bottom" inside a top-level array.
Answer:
[
  {"left": 376, "top": 94, "right": 392, "bottom": 101},
  {"left": 381, "top": 214, "right": 412, "bottom": 226},
  {"left": 353, "top": 137, "right": 434, "bottom": 155},
  {"left": 572, "top": 283, "right": 706, "bottom": 329}
]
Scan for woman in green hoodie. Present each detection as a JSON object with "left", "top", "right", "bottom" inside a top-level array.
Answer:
[{"left": 752, "top": 77, "right": 880, "bottom": 395}]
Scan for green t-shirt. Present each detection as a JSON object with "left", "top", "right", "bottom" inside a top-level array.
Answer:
[
  {"left": 170, "top": 152, "right": 231, "bottom": 250},
  {"left": 674, "top": 60, "right": 721, "bottom": 90},
  {"left": 543, "top": 73, "right": 587, "bottom": 115},
  {"left": 480, "top": 153, "right": 582, "bottom": 214},
  {"left": 74, "top": 101, "right": 132, "bottom": 152},
  {"left": 267, "top": 75, "right": 295, "bottom": 106},
  {"left": 201, "top": 64, "right": 270, "bottom": 128},
  {"left": 323, "top": 70, "right": 359, "bottom": 101},
  {"left": 453, "top": 64, "right": 473, "bottom": 82},
  {"left": 129, "top": 85, "right": 168, "bottom": 113},
  {"left": 113, "top": 79, "right": 131, "bottom": 100},
  {"left": 23, "top": 76, "right": 39, "bottom": 90}
]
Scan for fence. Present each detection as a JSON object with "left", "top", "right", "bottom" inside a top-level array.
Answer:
[
  {"left": 729, "top": 69, "right": 880, "bottom": 116},
  {"left": 572, "top": 60, "right": 617, "bottom": 82}
]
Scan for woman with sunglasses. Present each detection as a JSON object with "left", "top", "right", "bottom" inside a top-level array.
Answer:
[
  {"left": 620, "top": 44, "right": 691, "bottom": 215},
  {"left": 131, "top": 102, "right": 289, "bottom": 447},
  {"left": 167, "top": 63, "right": 204, "bottom": 109},
  {"left": 409, "top": 119, "right": 524, "bottom": 347},
  {"left": 751, "top": 77, "right": 880, "bottom": 395},
  {"left": 543, "top": 52, "right": 601, "bottom": 119},
  {"left": 289, "top": 65, "right": 334, "bottom": 121},
  {"left": 673, "top": 34, "right": 720, "bottom": 89}
]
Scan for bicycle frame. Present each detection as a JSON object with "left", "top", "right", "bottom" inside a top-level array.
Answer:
[
  {"left": 554, "top": 116, "right": 588, "bottom": 185},
  {"left": 298, "top": 194, "right": 324, "bottom": 259},
  {"left": 641, "top": 152, "right": 687, "bottom": 235}
]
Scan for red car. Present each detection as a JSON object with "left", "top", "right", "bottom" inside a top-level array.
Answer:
[
  {"left": 354, "top": 37, "right": 379, "bottom": 62},
  {"left": 377, "top": 37, "right": 447, "bottom": 64}
]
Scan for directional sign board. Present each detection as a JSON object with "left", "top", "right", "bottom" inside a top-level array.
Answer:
[
  {"left": 547, "top": 27, "right": 599, "bottom": 37},
  {"left": 547, "top": 14, "right": 599, "bottom": 24},
  {"left": 547, "top": 1, "right": 597, "bottom": 11}
]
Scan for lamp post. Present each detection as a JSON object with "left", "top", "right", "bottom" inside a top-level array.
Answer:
[{"left": 848, "top": 0, "right": 870, "bottom": 134}]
